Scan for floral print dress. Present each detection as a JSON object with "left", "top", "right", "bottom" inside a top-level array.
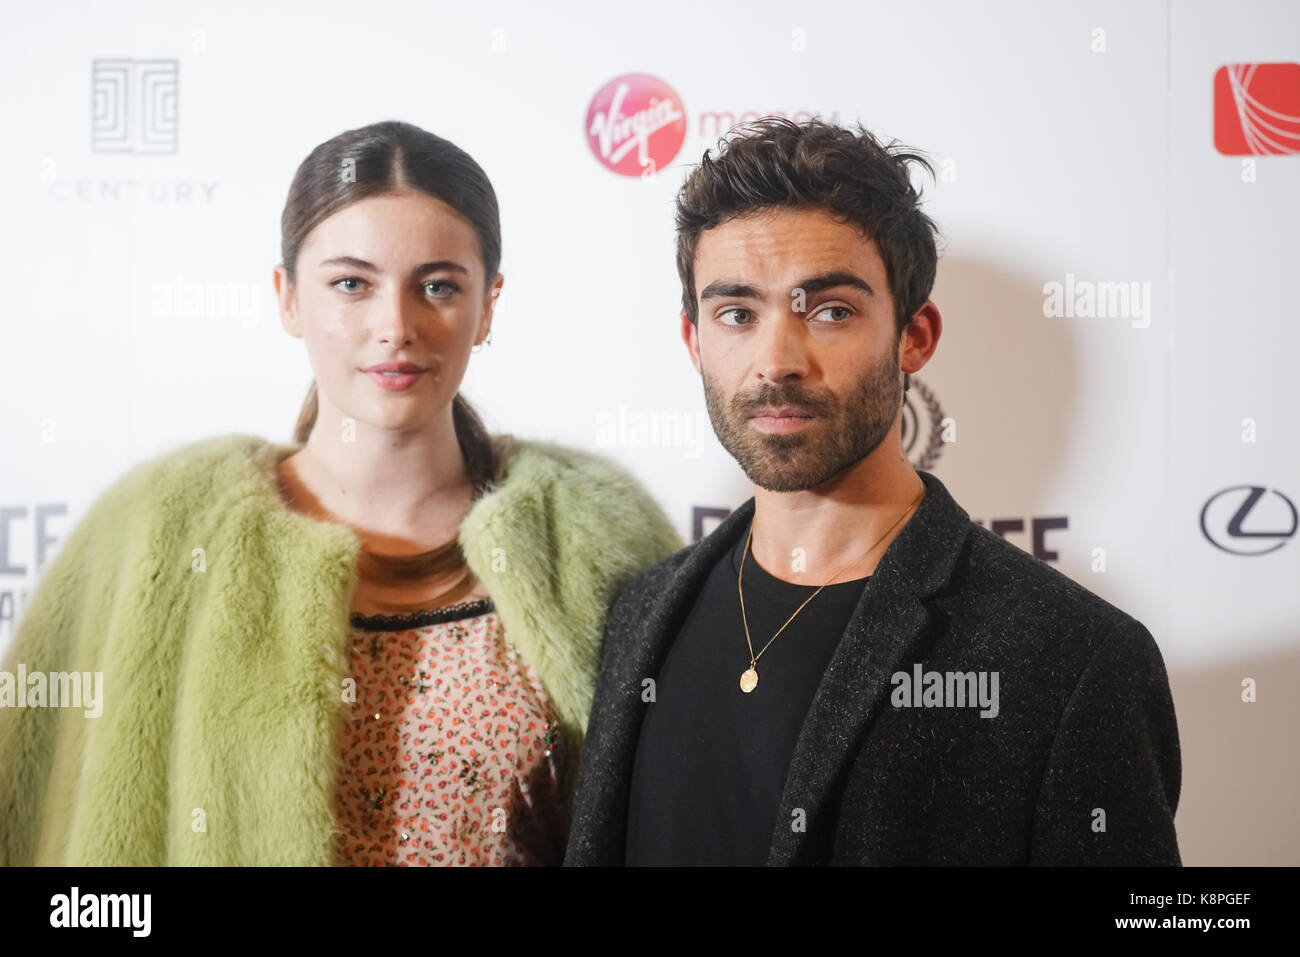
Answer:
[{"left": 333, "top": 598, "right": 567, "bottom": 866}]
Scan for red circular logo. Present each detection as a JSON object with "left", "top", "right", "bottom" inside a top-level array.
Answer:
[{"left": 585, "top": 73, "right": 687, "bottom": 177}]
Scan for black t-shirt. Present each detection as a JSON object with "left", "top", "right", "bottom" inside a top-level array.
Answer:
[{"left": 624, "top": 530, "right": 870, "bottom": 865}]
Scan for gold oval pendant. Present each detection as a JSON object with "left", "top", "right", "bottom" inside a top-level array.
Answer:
[{"left": 740, "top": 668, "right": 758, "bottom": 693}]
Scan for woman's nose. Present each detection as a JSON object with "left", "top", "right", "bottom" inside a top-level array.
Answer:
[{"left": 373, "top": 290, "right": 417, "bottom": 346}]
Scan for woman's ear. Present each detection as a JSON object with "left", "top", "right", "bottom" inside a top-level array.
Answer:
[
  {"left": 479, "top": 273, "right": 504, "bottom": 343},
  {"left": 274, "top": 264, "right": 302, "bottom": 338}
]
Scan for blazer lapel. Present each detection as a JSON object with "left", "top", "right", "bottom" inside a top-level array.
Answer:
[
  {"left": 634, "top": 498, "right": 757, "bottom": 680},
  {"left": 575, "top": 498, "right": 756, "bottom": 861},
  {"left": 766, "top": 469, "right": 972, "bottom": 865}
]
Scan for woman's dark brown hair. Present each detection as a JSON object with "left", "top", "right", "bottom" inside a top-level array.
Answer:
[{"left": 280, "top": 120, "right": 513, "bottom": 610}]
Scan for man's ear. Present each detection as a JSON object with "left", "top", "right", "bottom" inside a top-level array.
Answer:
[
  {"left": 680, "top": 311, "right": 702, "bottom": 374},
  {"left": 274, "top": 264, "right": 301, "bottom": 338},
  {"left": 899, "top": 299, "right": 942, "bottom": 377}
]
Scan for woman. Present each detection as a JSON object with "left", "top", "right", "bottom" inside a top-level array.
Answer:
[{"left": 0, "top": 120, "right": 682, "bottom": 866}]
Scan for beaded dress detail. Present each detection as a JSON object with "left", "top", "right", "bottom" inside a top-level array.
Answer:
[{"left": 334, "top": 598, "right": 566, "bottom": 866}]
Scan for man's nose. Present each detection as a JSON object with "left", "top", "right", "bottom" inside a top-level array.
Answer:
[{"left": 754, "top": 313, "right": 810, "bottom": 382}]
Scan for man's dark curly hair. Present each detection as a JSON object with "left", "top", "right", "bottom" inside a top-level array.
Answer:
[{"left": 675, "top": 117, "right": 941, "bottom": 338}]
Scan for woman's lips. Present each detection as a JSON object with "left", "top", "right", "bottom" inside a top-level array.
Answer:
[{"left": 365, "top": 370, "right": 424, "bottom": 392}]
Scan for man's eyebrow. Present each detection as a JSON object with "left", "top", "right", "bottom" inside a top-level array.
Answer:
[
  {"left": 698, "top": 270, "right": 874, "bottom": 303},
  {"left": 793, "top": 271, "right": 874, "bottom": 297},
  {"left": 317, "top": 256, "right": 470, "bottom": 276},
  {"left": 699, "top": 280, "right": 766, "bottom": 303}
]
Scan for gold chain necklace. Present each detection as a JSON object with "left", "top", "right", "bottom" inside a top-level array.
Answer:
[{"left": 736, "top": 485, "right": 925, "bottom": 693}]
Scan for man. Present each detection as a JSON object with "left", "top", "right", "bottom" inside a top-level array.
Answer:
[{"left": 564, "top": 118, "right": 1181, "bottom": 866}]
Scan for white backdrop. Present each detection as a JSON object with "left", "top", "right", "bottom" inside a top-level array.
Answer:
[{"left": 1, "top": 0, "right": 1296, "bottom": 865}]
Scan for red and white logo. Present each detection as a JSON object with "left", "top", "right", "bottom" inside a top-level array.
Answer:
[
  {"left": 1213, "top": 62, "right": 1300, "bottom": 156},
  {"left": 586, "top": 73, "right": 687, "bottom": 177}
]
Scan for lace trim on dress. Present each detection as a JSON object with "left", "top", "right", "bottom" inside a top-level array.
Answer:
[{"left": 349, "top": 598, "right": 496, "bottom": 632}]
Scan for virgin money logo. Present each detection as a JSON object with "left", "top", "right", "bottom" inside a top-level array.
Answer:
[
  {"left": 586, "top": 73, "right": 687, "bottom": 177},
  {"left": 1213, "top": 63, "right": 1300, "bottom": 156}
]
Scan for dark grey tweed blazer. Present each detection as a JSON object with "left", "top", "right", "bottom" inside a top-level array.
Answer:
[{"left": 564, "top": 469, "right": 1181, "bottom": 866}]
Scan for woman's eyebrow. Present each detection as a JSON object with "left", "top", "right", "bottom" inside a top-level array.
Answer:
[{"left": 318, "top": 256, "right": 470, "bottom": 277}]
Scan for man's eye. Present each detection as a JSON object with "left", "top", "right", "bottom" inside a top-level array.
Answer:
[
  {"left": 718, "top": 308, "right": 753, "bottom": 326},
  {"left": 332, "top": 277, "right": 365, "bottom": 293},
  {"left": 814, "top": 305, "right": 853, "bottom": 323},
  {"left": 426, "top": 280, "right": 460, "bottom": 298}
]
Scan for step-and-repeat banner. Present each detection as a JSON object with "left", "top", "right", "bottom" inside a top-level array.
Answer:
[{"left": 1, "top": 0, "right": 1296, "bottom": 865}]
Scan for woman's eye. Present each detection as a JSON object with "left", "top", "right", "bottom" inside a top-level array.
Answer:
[
  {"left": 814, "top": 305, "right": 853, "bottom": 323},
  {"left": 718, "top": 308, "right": 753, "bottom": 326},
  {"left": 425, "top": 280, "right": 460, "bottom": 298},
  {"left": 332, "top": 277, "right": 365, "bottom": 293}
]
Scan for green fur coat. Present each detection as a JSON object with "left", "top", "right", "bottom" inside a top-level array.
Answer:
[{"left": 0, "top": 433, "right": 682, "bottom": 865}]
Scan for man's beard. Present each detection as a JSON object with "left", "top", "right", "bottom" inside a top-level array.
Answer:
[{"left": 702, "top": 340, "right": 903, "bottom": 493}]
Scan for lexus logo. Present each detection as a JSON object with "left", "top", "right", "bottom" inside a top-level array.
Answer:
[{"left": 1200, "top": 485, "right": 1298, "bottom": 555}]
